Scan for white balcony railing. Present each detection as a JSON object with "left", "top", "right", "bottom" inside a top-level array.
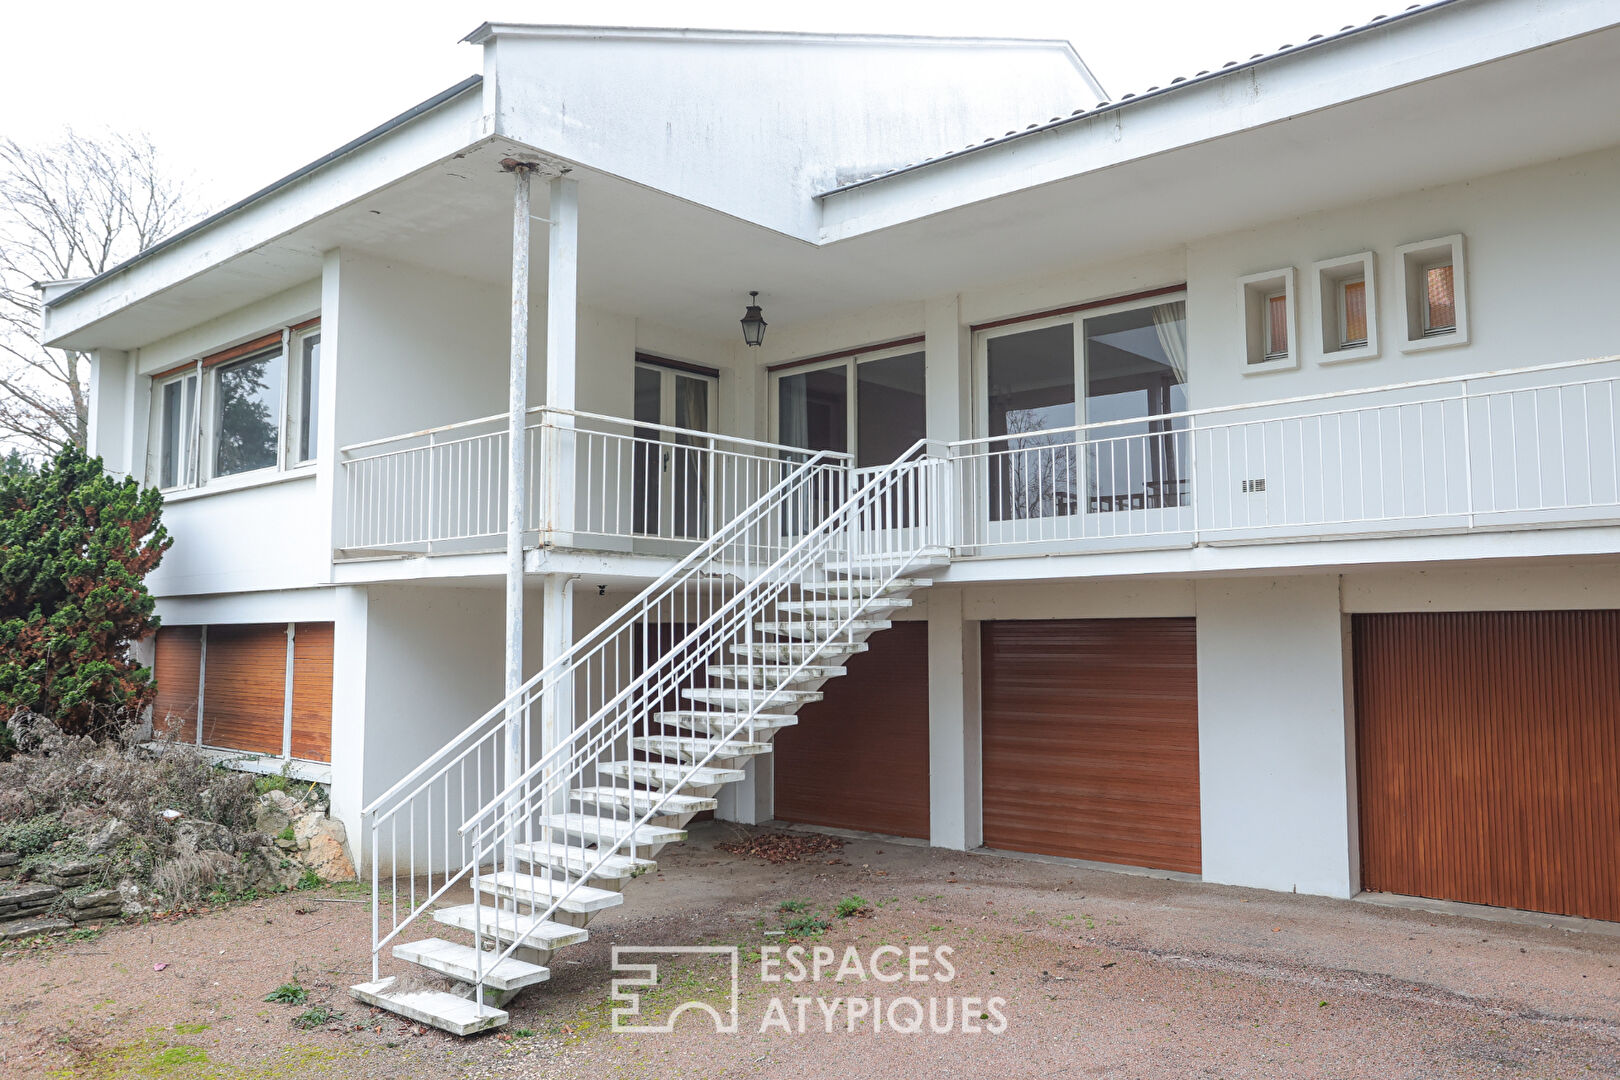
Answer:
[
  {"left": 339, "top": 408, "right": 847, "bottom": 555},
  {"left": 949, "top": 356, "right": 1620, "bottom": 555},
  {"left": 338, "top": 357, "right": 1620, "bottom": 563}
]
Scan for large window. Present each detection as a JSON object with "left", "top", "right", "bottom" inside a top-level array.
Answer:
[
  {"left": 979, "top": 294, "right": 1188, "bottom": 522},
  {"left": 212, "top": 349, "right": 283, "bottom": 478},
  {"left": 149, "top": 320, "right": 320, "bottom": 491},
  {"left": 774, "top": 345, "right": 925, "bottom": 467}
]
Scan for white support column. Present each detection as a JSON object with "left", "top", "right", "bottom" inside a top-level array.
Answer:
[
  {"left": 87, "top": 349, "right": 131, "bottom": 475},
  {"left": 503, "top": 164, "right": 535, "bottom": 789},
  {"left": 329, "top": 585, "right": 369, "bottom": 869},
  {"left": 1195, "top": 575, "right": 1357, "bottom": 898},
  {"left": 928, "top": 585, "right": 982, "bottom": 850},
  {"left": 539, "top": 575, "right": 575, "bottom": 794},
  {"left": 544, "top": 174, "right": 579, "bottom": 544},
  {"left": 923, "top": 295, "right": 970, "bottom": 444}
]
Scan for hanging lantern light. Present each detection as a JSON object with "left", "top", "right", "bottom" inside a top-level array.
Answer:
[{"left": 739, "top": 290, "right": 767, "bottom": 348}]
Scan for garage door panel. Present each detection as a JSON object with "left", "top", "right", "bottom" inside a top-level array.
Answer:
[
  {"left": 982, "top": 619, "right": 1200, "bottom": 874},
  {"left": 1355, "top": 611, "right": 1620, "bottom": 923},
  {"left": 774, "top": 623, "right": 930, "bottom": 839}
]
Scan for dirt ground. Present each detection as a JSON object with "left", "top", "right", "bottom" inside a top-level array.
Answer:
[{"left": 2, "top": 820, "right": 1617, "bottom": 1079}]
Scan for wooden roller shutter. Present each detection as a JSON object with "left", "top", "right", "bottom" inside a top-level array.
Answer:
[
  {"left": 774, "top": 623, "right": 930, "bottom": 839},
  {"left": 201, "top": 624, "right": 288, "bottom": 755},
  {"left": 1355, "top": 611, "right": 1620, "bottom": 922},
  {"left": 151, "top": 626, "right": 202, "bottom": 738},
  {"left": 981, "top": 619, "right": 1200, "bottom": 873},
  {"left": 290, "top": 623, "right": 334, "bottom": 763}
]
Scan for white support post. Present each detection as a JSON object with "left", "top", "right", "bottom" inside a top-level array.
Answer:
[
  {"left": 504, "top": 164, "right": 534, "bottom": 793},
  {"left": 539, "top": 575, "right": 575, "bottom": 814},
  {"left": 928, "top": 586, "right": 982, "bottom": 850},
  {"left": 545, "top": 174, "right": 580, "bottom": 544}
]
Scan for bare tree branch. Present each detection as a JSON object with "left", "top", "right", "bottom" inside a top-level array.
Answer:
[{"left": 0, "top": 130, "right": 199, "bottom": 452}]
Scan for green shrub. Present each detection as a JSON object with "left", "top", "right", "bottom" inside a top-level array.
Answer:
[{"left": 0, "top": 445, "right": 169, "bottom": 738}]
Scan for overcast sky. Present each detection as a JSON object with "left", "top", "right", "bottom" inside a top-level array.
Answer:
[{"left": 2, "top": 0, "right": 1399, "bottom": 210}]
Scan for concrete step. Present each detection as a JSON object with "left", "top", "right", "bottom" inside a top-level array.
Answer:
[
  {"left": 753, "top": 619, "right": 890, "bottom": 640},
  {"left": 536, "top": 812, "right": 687, "bottom": 849},
  {"left": 392, "top": 937, "right": 550, "bottom": 993},
  {"left": 432, "top": 903, "right": 589, "bottom": 953},
  {"left": 511, "top": 839, "right": 656, "bottom": 885},
  {"left": 633, "top": 735, "right": 772, "bottom": 763},
  {"left": 599, "top": 759, "right": 745, "bottom": 791},
  {"left": 776, "top": 597, "right": 912, "bottom": 616},
  {"left": 680, "top": 685, "right": 822, "bottom": 707},
  {"left": 350, "top": 976, "right": 507, "bottom": 1036},
  {"left": 574, "top": 785, "right": 718, "bottom": 815},
  {"left": 484, "top": 870, "right": 625, "bottom": 915},
  {"left": 706, "top": 664, "right": 845, "bottom": 685},
  {"left": 799, "top": 577, "right": 932, "bottom": 594},
  {"left": 731, "top": 640, "right": 867, "bottom": 662},
  {"left": 659, "top": 711, "right": 798, "bottom": 737},
  {"left": 822, "top": 550, "right": 950, "bottom": 575}
]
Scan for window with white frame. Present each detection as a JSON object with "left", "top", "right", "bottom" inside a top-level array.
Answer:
[
  {"left": 1313, "top": 252, "right": 1378, "bottom": 363},
  {"left": 1396, "top": 235, "right": 1468, "bottom": 351},
  {"left": 1239, "top": 268, "right": 1297, "bottom": 373},
  {"left": 148, "top": 320, "right": 321, "bottom": 491}
]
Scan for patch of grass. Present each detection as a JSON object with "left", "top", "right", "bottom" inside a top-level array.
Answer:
[
  {"left": 509, "top": 1027, "right": 536, "bottom": 1038},
  {"left": 783, "top": 912, "right": 831, "bottom": 937},
  {"left": 834, "top": 895, "right": 869, "bottom": 919},
  {"left": 276, "top": 825, "right": 296, "bottom": 844},
  {"left": 171, "top": 1022, "right": 210, "bottom": 1035},
  {"left": 295, "top": 869, "right": 322, "bottom": 891},
  {"left": 253, "top": 772, "right": 290, "bottom": 796},
  {"left": 777, "top": 898, "right": 809, "bottom": 913},
  {"left": 65, "top": 927, "right": 102, "bottom": 942},
  {"left": 292, "top": 1004, "right": 342, "bottom": 1030},
  {"left": 264, "top": 982, "right": 308, "bottom": 1005}
]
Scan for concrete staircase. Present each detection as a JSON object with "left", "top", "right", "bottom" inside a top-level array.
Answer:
[{"left": 351, "top": 554, "right": 945, "bottom": 1034}]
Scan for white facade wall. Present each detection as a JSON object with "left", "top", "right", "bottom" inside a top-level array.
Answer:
[
  {"left": 483, "top": 29, "right": 1098, "bottom": 240},
  {"left": 1185, "top": 145, "right": 1620, "bottom": 410}
]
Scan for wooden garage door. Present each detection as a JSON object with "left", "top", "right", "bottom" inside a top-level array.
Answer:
[
  {"left": 201, "top": 624, "right": 288, "bottom": 756},
  {"left": 1355, "top": 611, "right": 1620, "bottom": 922},
  {"left": 290, "top": 623, "right": 334, "bottom": 763},
  {"left": 152, "top": 626, "right": 202, "bottom": 738},
  {"left": 981, "top": 619, "right": 1200, "bottom": 873},
  {"left": 774, "top": 623, "right": 930, "bottom": 839}
]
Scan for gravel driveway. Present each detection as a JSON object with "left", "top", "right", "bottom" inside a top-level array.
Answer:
[{"left": 2, "top": 821, "right": 1617, "bottom": 1078}]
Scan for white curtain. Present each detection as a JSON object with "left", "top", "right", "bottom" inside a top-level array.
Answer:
[
  {"left": 1151, "top": 300, "right": 1188, "bottom": 385},
  {"left": 778, "top": 373, "right": 810, "bottom": 450}
]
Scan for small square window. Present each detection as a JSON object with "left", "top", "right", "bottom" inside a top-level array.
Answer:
[
  {"left": 1265, "top": 293, "right": 1289, "bottom": 360},
  {"left": 1239, "top": 268, "right": 1297, "bottom": 374},
  {"left": 1341, "top": 280, "right": 1368, "bottom": 347},
  {"left": 1422, "top": 263, "right": 1455, "bottom": 334},
  {"left": 1397, "top": 235, "right": 1468, "bottom": 352},
  {"left": 1312, "top": 252, "right": 1378, "bottom": 363}
]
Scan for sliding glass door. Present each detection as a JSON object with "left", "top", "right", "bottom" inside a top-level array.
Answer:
[
  {"left": 977, "top": 294, "right": 1189, "bottom": 545},
  {"left": 633, "top": 362, "right": 716, "bottom": 540},
  {"left": 775, "top": 345, "right": 926, "bottom": 535}
]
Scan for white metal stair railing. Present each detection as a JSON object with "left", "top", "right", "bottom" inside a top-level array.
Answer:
[
  {"left": 356, "top": 448, "right": 851, "bottom": 1003},
  {"left": 451, "top": 441, "right": 950, "bottom": 1012}
]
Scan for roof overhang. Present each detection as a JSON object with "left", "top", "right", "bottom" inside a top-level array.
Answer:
[
  {"left": 818, "top": 0, "right": 1620, "bottom": 240},
  {"left": 40, "top": 76, "right": 486, "bottom": 349}
]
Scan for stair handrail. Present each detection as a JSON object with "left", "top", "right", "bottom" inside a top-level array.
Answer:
[
  {"left": 360, "top": 446, "right": 849, "bottom": 821},
  {"left": 455, "top": 442, "right": 947, "bottom": 994},
  {"left": 363, "top": 447, "right": 851, "bottom": 977}
]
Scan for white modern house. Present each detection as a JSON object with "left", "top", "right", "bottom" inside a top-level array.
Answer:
[{"left": 41, "top": 0, "right": 1620, "bottom": 1033}]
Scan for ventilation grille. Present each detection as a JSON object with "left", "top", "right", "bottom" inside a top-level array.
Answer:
[{"left": 1241, "top": 478, "right": 1267, "bottom": 493}]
